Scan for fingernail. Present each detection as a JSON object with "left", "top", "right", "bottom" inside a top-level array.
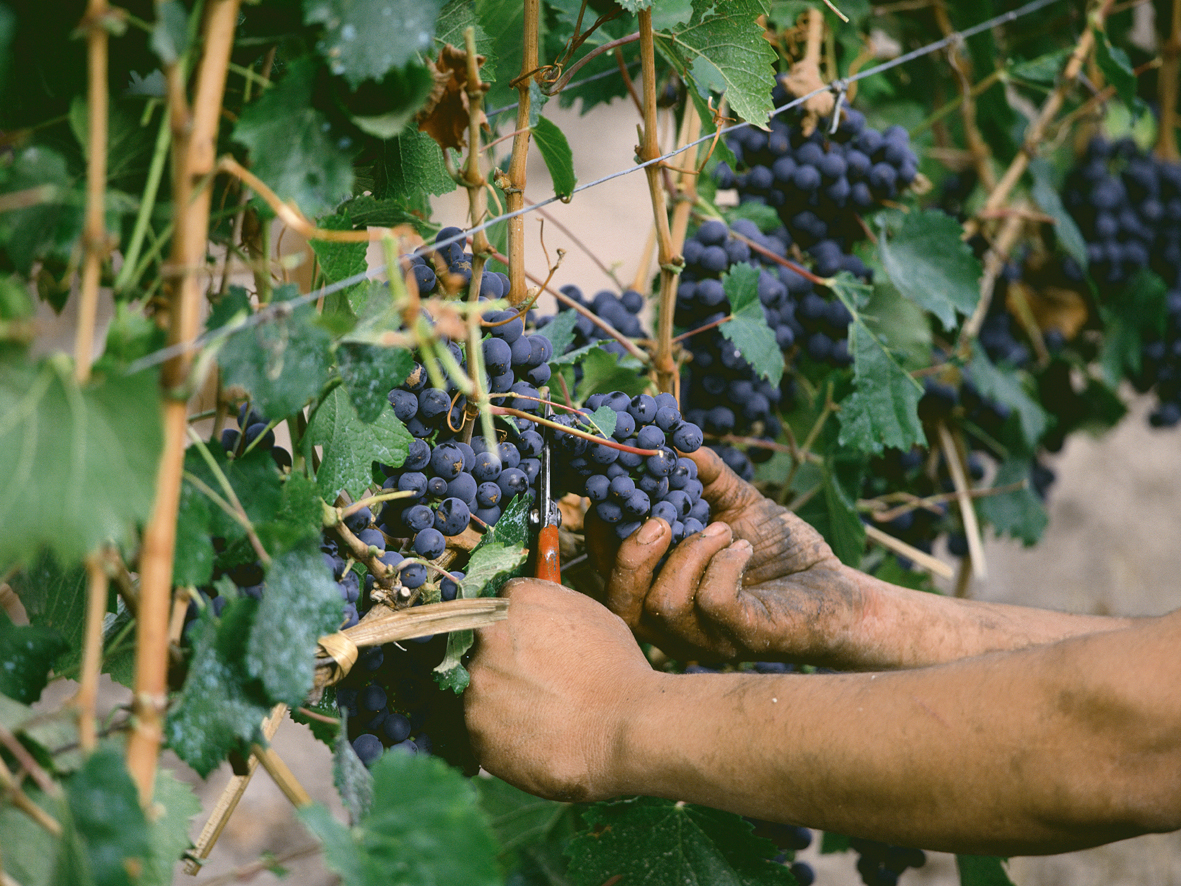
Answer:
[
  {"left": 636, "top": 519, "right": 666, "bottom": 545},
  {"left": 703, "top": 522, "right": 729, "bottom": 538}
]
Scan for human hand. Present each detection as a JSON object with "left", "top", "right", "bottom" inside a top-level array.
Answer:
[
  {"left": 586, "top": 447, "right": 867, "bottom": 665},
  {"left": 464, "top": 578, "right": 660, "bottom": 802}
]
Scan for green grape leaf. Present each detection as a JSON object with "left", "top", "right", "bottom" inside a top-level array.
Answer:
[
  {"left": 57, "top": 746, "right": 152, "bottom": 886},
  {"left": 861, "top": 280, "right": 932, "bottom": 371},
  {"left": 567, "top": 797, "right": 794, "bottom": 886},
  {"left": 1092, "top": 28, "right": 1137, "bottom": 110},
  {"left": 834, "top": 278, "right": 924, "bottom": 455},
  {"left": 9, "top": 549, "right": 87, "bottom": 672},
  {"left": 654, "top": 0, "right": 776, "bottom": 127},
  {"left": 233, "top": 58, "right": 354, "bottom": 218},
  {"left": 263, "top": 471, "right": 328, "bottom": 555},
  {"left": 0, "top": 357, "right": 162, "bottom": 570},
  {"left": 877, "top": 209, "right": 981, "bottom": 331},
  {"left": 468, "top": 494, "right": 531, "bottom": 588},
  {"left": 956, "top": 855, "right": 1016, "bottom": 886},
  {"left": 585, "top": 404, "right": 618, "bottom": 439},
  {"left": 976, "top": 458, "right": 1048, "bottom": 546},
  {"left": 0, "top": 4, "right": 13, "bottom": 94},
  {"left": 304, "top": 0, "right": 443, "bottom": 88},
  {"left": 294, "top": 685, "right": 341, "bottom": 746},
  {"left": 313, "top": 213, "right": 368, "bottom": 286},
  {"left": 300, "top": 752, "right": 501, "bottom": 886},
  {"left": 0, "top": 693, "right": 77, "bottom": 773},
  {"left": 0, "top": 610, "right": 67, "bottom": 704},
  {"left": 311, "top": 385, "right": 413, "bottom": 499},
  {"left": 436, "top": 541, "right": 527, "bottom": 693},
  {"left": 820, "top": 831, "right": 851, "bottom": 854},
  {"left": 1029, "top": 159, "right": 1088, "bottom": 271},
  {"left": 1008, "top": 48, "right": 1071, "bottom": 88},
  {"left": 0, "top": 145, "right": 83, "bottom": 275},
  {"left": 724, "top": 202, "right": 782, "bottom": 233},
  {"left": 338, "top": 194, "right": 431, "bottom": 232},
  {"left": 542, "top": 309, "right": 580, "bottom": 359},
  {"left": 93, "top": 302, "right": 167, "bottom": 375},
  {"left": 97, "top": 604, "right": 136, "bottom": 690},
  {"left": 721, "top": 262, "right": 784, "bottom": 386},
  {"left": 966, "top": 351, "right": 1048, "bottom": 451},
  {"left": 377, "top": 129, "right": 456, "bottom": 202},
  {"left": 1098, "top": 269, "right": 1168, "bottom": 385},
  {"left": 141, "top": 769, "right": 203, "bottom": 886},
  {"left": 575, "top": 348, "right": 648, "bottom": 399},
  {"left": 149, "top": 0, "right": 188, "bottom": 65},
  {"left": 164, "top": 604, "right": 272, "bottom": 777},
  {"left": 437, "top": 0, "right": 497, "bottom": 83},
  {"left": 335, "top": 724, "right": 375, "bottom": 824},
  {"left": 462, "top": 542, "right": 528, "bottom": 599},
  {"left": 340, "top": 62, "right": 436, "bottom": 140},
  {"left": 0, "top": 784, "right": 57, "bottom": 886},
  {"left": 174, "top": 443, "right": 285, "bottom": 587},
  {"left": 532, "top": 116, "right": 577, "bottom": 200},
  {"left": 476, "top": 776, "right": 579, "bottom": 882},
  {"left": 820, "top": 455, "right": 868, "bottom": 567},
  {"left": 219, "top": 285, "right": 334, "bottom": 420},
  {"left": 336, "top": 342, "right": 415, "bottom": 423},
  {"left": 245, "top": 545, "right": 343, "bottom": 706}
]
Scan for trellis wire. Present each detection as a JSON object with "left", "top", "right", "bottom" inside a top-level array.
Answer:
[{"left": 128, "top": 0, "right": 1066, "bottom": 376}]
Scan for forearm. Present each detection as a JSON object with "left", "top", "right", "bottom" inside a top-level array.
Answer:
[
  {"left": 614, "top": 611, "right": 1181, "bottom": 855},
  {"left": 828, "top": 565, "right": 1136, "bottom": 670}
]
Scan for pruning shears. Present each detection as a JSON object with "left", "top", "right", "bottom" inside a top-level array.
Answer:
[{"left": 534, "top": 403, "right": 561, "bottom": 583}]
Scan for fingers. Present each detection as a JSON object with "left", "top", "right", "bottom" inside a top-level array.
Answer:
[
  {"left": 603, "top": 517, "right": 672, "bottom": 627},
  {"left": 643, "top": 522, "right": 735, "bottom": 620},
  {"left": 688, "top": 448, "right": 763, "bottom": 517}
]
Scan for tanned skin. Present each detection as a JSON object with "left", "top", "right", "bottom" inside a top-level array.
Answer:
[{"left": 464, "top": 449, "right": 1181, "bottom": 856}]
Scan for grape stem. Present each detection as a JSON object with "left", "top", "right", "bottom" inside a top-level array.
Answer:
[
  {"left": 76, "top": 548, "right": 110, "bottom": 756},
  {"left": 672, "top": 314, "right": 732, "bottom": 344},
  {"left": 489, "top": 406, "right": 663, "bottom": 456},
  {"left": 130, "top": 0, "right": 242, "bottom": 807},
  {"left": 75, "top": 0, "right": 110, "bottom": 385},
  {"left": 1157, "top": 0, "right": 1181, "bottom": 161},
  {"left": 488, "top": 246, "right": 649, "bottom": 361},
  {"left": 932, "top": 3, "right": 998, "bottom": 194},
  {"left": 966, "top": 0, "right": 1115, "bottom": 238},
  {"left": 505, "top": 0, "right": 540, "bottom": 303},
  {"left": 638, "top": 9, "right": 681, "bottom": 394}
]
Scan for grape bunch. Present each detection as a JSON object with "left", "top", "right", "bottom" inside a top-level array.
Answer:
[
  {"left": 1062, "top": 137, "right": 1181, "bottom": 288},
  {"left": 675, "top": 218, "right": 810, "bottom": 480},
  {"left": 1131, "top": 287, "right": 1181, "bottom": 428},
  {"left": 550, "top": 391, "right": 709, "bottom": 544},
  {"left": 539, "top": 284, "right": 648, "bottom": 360},
  {"left": 718, "top": 80, "right": 917, "bottom": 277},
  {"left": 850, "top": 838, "right": 926, "bottom": 886}
]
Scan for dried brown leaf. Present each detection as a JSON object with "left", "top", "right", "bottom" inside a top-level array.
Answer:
[{"left": 416, "top": 44, "right": 489, "bottom": 152}]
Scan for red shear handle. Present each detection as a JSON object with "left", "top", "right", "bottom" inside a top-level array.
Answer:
[{"left": 535, "top": 524, "right": 561, "bottom": 583}]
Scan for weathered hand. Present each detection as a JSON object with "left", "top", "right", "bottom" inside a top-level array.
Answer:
[
  {"left": 586, "top": 447, "right": 867, "bottom": 665},
  {"left": 464, "top": 578, "right": 659, "bottom": 802}
]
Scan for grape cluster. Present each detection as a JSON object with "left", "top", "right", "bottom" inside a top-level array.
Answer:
[
  {"left": 551, "top": 391, "right": 709, "bottom": 543},
  {"left": 221, "top": 403, "right": 292, "bottom": 471},
  {"left": 675, "top": 218, "right": 810, "bottom": 480},
  {"left": 718, "top": 81, "right": 917, "bottom": 276},
  {"left": 336, "top": 589, "right": 464, "bottom": 766},
  {"left": 540, "top": 284, "right": 648, "bottom": 360},
  {"left": 850, "top": 838, "right": 926, "bottom": 886},
  {"left": 1131, "top": 287, "right": 1181, "bottom": 428},
  {"left": 1062, "top": 137, "right": 1181, "bottom": 288}
]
